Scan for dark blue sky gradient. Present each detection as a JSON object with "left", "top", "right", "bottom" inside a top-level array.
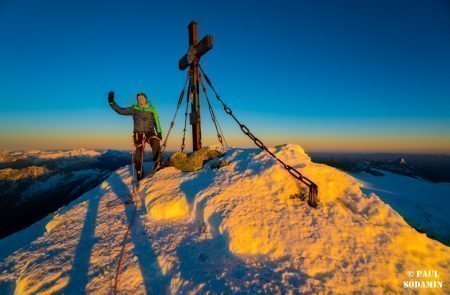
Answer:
[{"left": 0, "top": 0, "right": 449, "bottom": 152}]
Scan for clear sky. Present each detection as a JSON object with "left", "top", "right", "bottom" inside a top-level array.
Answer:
[{"left": 1, "top": 0, "right": 449, "bottom": 153}]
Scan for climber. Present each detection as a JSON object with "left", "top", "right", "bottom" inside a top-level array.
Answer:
[{"left": 108, "top": 91, "right": 163, "bottom": 181}]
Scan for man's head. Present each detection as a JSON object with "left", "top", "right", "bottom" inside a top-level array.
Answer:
[{"left": 136, "top": 92, "right": 148, "bottom": 106}]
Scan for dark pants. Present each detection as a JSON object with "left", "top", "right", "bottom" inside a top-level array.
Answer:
[{"left": 133, "top": 131, "right": 161, "bottom": 180}]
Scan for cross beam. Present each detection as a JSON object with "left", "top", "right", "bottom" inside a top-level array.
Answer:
[{"left": 178, "top": 21, "right": 213, "bottom": 151}]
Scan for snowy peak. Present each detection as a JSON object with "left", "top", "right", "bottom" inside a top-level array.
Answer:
[
  {"left": 137, "top": 143, "right": 449, "bottom": 291},
  {"left": 33, "top": 148, "right": 102, "bottom": 159},
  {"left": 0, "top": 151, "right": 12, "bottom": 163},
  {"left": 271, "top": 143, "right": 312, "bottom": 166},
  {"left": 0, "top": 148, "right": 103, "bottom": 163},
  {"left": 0, "top": 166, "right": 50, "bottom": 181},
  {"left": 0, "top": 144, "right": 449, "bottom": 294}
]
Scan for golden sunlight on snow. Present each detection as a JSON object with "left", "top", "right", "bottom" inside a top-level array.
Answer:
[{"left": 1, "top": 144, "right": 448, "bottom": 294}]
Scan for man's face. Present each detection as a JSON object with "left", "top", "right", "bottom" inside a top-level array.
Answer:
[{"left": 137, "top": 95, "right": 147, "bottom": 106}]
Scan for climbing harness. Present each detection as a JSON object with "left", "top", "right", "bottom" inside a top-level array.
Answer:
[
  {"left": 109, "top": 21, "right": 321, "bottom": 294},
  {"left": 112, "top": 54, "right": 320, "bottom": 294},
  {"left": 197, "top": 64, "right": 319, "bottom": 207},
  {"left": 112, "top": 74, "right": 192, "bottom": 294}
]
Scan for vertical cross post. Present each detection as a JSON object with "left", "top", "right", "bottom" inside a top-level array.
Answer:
[
  {"left": 179, "top": 21, "right": 213, "bottom": 152},
  {"left": 189, "top": 21, "right": 202, "bottom": 151}
]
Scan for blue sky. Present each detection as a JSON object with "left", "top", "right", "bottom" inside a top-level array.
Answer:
[{"left": 0, "top": 0, "right": 449, "bottom": 152}]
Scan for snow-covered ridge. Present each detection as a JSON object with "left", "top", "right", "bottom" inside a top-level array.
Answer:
[
  {"left": 27, "top": 148, "right": 102, "bottom": 159},
  {"left": 0, "top": 166, "right": 49, "bottom": 181},
  {"left": 0, "top": 151, "right": 12, "bottom": 163},
  {"left": 0, "top": 144, "right": 448, "bottom": 294},
  {"left": 0, "top": 148, "right": 102, "bottom": 163}
]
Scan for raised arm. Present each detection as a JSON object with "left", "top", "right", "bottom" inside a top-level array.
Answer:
[{"left": 108, "top": 91, "right": 133, "bottom": 116}]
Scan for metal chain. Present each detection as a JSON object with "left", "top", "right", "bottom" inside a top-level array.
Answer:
[
  {"left": 198, "top": 64, "right": 319, "bottom": 207},
  {"left": 181, "top": 85, "right": 191, "bottom": 152},
  {"left": 198, "top": 69, "right": 228, "bottom": 148},
  {"left": 155, "top": 72, "right": 190, "bottom": 164}
]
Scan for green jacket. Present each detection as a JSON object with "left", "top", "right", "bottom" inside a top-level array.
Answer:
[{"left": 110, "top": 101, "right": 162, "bottom": 134}]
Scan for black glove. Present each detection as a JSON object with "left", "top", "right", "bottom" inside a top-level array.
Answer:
[
  {"left": 108, "top": 91, "right": 115, "bottom": 104},
  {"left": 157, "top": 132, "right": 162, "bottom": 140}
]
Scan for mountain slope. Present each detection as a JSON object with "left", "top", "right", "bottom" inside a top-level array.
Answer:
[
  {"left": 0, "top": 166, "right": 49, "bottom": 181},
  {"left": 0, "top": 144, "right": 448, "bottom": 294},
  {"left": 0, "top": 149, "right": 132, "bottom": 238}
]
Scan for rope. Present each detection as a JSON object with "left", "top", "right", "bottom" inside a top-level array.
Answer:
[
  {"left": 105, "top": 134, "right": 138, "bottom": 209},
  {"left": 113, "top": 73, "right": 191, "bottom": 293},
  {"left": 198, "top": 69, "right": 228, "bottom": 148},
  {"left": 112, "top": 135, "right": 161, "bottom": 293},
  {"left": 107, "top": 134, "right": 139, "bottom": 294},
  {"left": 106, "top": 199, "right": 135, "bottom": 208},
  {"left": 113, "top": 205, "right": 137, "bottom": 294},
  {"left": 198, "top": 64, "right": 319, "bottom": 207}
]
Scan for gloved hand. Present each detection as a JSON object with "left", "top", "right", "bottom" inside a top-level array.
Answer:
[
  {"left": 108, "top": 91, "right": 115, "bottom": 104},
  {"left": 157, "top": 132, "right": 162, "bottom": 140}
]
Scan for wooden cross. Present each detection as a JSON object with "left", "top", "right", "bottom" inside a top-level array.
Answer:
[{"left": 179, "top": 21, "right": 213, "bottom": 151}]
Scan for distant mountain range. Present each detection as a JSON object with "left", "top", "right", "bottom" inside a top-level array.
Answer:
[
  {"left": 0, "top": 166, "right": 49, "bottom": 181},
  {"left": 0, "top": 149, "right": 134, "bottom": 238},
  {"left": 310, "top": 152, "right": 450, "bottom": 183},
  {"left": 1, "top": 144, "right": 449, "bottom": 294},
  {"left": 2, "top": 148, "right": 448, "bottom": 240}
]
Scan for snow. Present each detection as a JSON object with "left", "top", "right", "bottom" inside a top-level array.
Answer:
[
  {"left": 33, "top": 148, "right": 102, "bottom": 159},
  {"left": 0, "top": 148, "right": 103, "bottom": 163},
  {"left": 351, "top": 170, "right": 450, "bottom": 245},
  {"left": 0, "top": 151, "right": 12, "bottom": 163},
  {"left": 25, "top": 150, "right": 41, "bottom": 154},
  {"left": 0, "top": 144, "right": 449, "bottom": 294},
  {"left": 18, "top": 169, "right": 107, "bottom": 205},
  {"left": 0, "top": 166, "right": 49, "bottom": 181}
]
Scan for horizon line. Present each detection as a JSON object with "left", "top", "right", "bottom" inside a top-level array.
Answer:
[{"left": 2, "top": 146, "right": 449, "bottom": 156}]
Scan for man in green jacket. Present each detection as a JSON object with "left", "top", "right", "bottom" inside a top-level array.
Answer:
[{"left": 108, "top": 91, "right": 162, "bottom": 181}]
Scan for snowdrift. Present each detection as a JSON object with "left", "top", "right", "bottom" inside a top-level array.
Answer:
[{"left": 0, "top": 144, "right": 448, "bottom": 294}]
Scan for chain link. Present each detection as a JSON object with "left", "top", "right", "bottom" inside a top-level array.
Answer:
[
  {"left": 198, "top": 64, "right": 319, "bottom": 207},
  {"left": 156, "top": 72, "right": 190, "bottom": 164},
  {"left": 181, "top": 88, "right": 192, "bottom": 152},
  {"left": 198, "top": 70, "right": 228, "bottom": 148}
]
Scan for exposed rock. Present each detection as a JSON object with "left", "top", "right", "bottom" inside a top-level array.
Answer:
[
  {"left": 0, "top": 151, "right": 12, "bottom": 163},
  {"left": 166, "top": 148, "right": 222, "bottom": 172},
  {"left": 210, "top": 159, "right": 229, "bottom": 169},
  {"left": 0, "top": 166, "right": 50, "bottom": 181}
]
